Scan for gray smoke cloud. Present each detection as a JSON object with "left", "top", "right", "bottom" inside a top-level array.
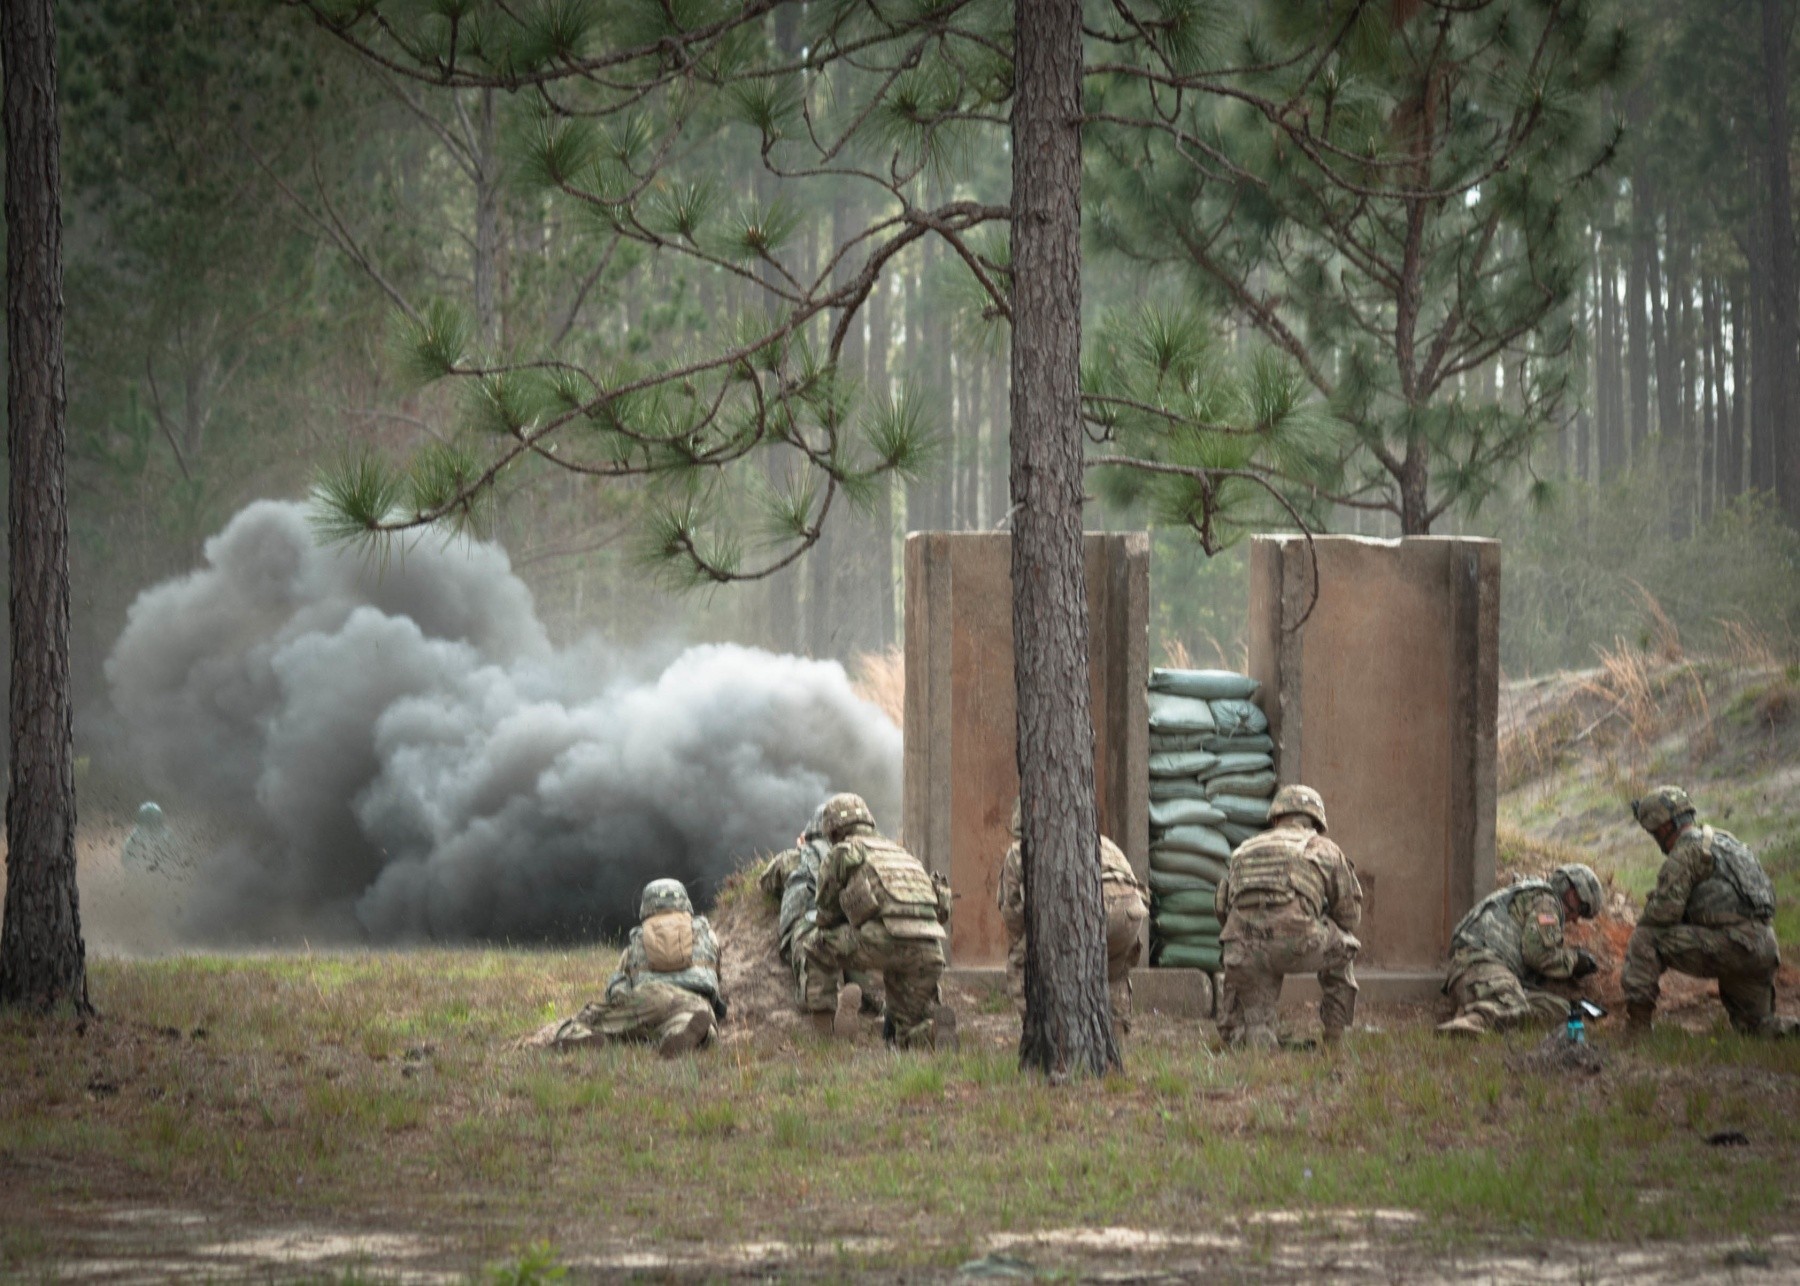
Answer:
[{"left": 104, "top": 500, "right": 901, "bottom": 944}]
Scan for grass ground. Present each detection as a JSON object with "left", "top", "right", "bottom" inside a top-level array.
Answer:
[{"left": 1, "top": 945, "right": 1797, "bottom": 1282}]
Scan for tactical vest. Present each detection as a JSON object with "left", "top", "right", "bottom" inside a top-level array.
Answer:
[
  {"left": 1449, "top": 879, "right": 1554, "bottom": 976},
  {"left": 840, "top": 836, "right": 947, "bottom": 941},
  {"left": 1227, "top": 826, "right": 1326, "bottom": 916},
  {"left": 1689, "top": 826, "right": 1776, "bottom": 925}
]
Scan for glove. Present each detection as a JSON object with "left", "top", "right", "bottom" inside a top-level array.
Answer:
[{"left": 1571, "top": 948, "right": 1598, "bottom": 980}]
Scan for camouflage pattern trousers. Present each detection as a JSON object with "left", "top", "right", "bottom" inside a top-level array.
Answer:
[
  {"left": 803, "top": 919, "right": 946, "bottom": 1049},
  {"left": 1217, "top": 902, "right": 1358, "bottom": 1049},
  {"left": 1005, "top": 893, "right": 1144, "bottom": 1030},
  {"left": 1443, "top": 955, "right": 1569, "bottom": 1033},
  {"left": 1622, "top": 920, "right": 1785, "bottom": 1035},
  {"left": 789, "top": 923, "right": 882, "bottom": 1017},
  {"left": 575, "top": 981, "right": 713, "bottom": 1046}
]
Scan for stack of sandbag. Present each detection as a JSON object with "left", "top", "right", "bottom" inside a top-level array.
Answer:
[{"left": 1147, "top": 667, "right": 1275, "bottom": 971}]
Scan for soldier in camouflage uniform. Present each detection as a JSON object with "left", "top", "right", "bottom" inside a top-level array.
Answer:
[
  {"left": 1435, "top": 864, "right": 1602, "bottom": 1038},
  {"left": 1622, "top": 786, "right": 1796, "bottom": 1038},
  {"left": 1215, "top": 785, "right": 1362, "bottom": 1050},
  {"left": 758, "top": 803, "right": 881, "bottom": 1014},
  {"left": 997, "top": 798, "right": 1148, "bottom": 1034},
  {"left": 804, "top": 793, "right": 955, "bottom": 1049},
  {"left": 554, "top": 879, "right": 725, "bottom": 1058}
]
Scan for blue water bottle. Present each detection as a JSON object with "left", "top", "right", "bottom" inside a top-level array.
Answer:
[{"left": 1565, "top": 1001, "right": 1585, "bottom": 1045}]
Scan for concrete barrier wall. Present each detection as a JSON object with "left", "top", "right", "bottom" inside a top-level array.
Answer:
[
  {"left": 1247, "top": 535, "right": 1499, "bottom": 971},
  {"left": 903, "top": 532, "right": 1149, "bottom": 965}
]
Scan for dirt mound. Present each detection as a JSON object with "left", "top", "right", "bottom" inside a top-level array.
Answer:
[{"left": 709, "top": 858, "right": 806, "bottom": 1035}]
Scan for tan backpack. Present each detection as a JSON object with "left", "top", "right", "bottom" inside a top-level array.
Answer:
[{"left": 640, "top": 910, "right": 696, "bottom": 973}]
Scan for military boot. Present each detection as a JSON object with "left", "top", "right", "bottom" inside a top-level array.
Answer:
[
  {"left": 834, "top": 983, "right": 863, "bottom": 1039},
  {"left": 1435, "top": 1014, "right": 1487, "bottom": 1039},
  {"left": 805, "top": 1011, "right": 836, "bottom": 1039},
  {"left": 657, "top": 1010, "right": 714, "bottom": 1059},
  {"left": 932, "top": 1004, "right": 959, "bottom": 1052}
]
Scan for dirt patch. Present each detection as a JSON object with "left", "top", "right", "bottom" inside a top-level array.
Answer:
[{"left": 710, "top": 859, "right": 808, "bottom": 1035}]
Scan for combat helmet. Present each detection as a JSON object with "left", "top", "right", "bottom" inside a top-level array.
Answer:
[
  {"left": 1268, "top": 784, "right": 1328, "bottom": 834},
  {"left": 1549, "top": 863, "right": 1604, "bottom": 919},
  {"left": 820, "top": 792, "right": 875, "bottom": 842},
  {"left": 136, "top": 801, "right": 166, "bottom": 830},
  {"left": 802, "top": 801, "right": 832, "bottom": 844},
  {"left": 1631, "top": 785, "right": 1695, "bottom": 835},
  {"left": 639, "top": 878, "right": 693, "bottom": 919}
]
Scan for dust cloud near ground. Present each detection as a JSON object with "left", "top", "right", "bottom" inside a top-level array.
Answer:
[{"left": 91, "top": 499, "right": 900, "bottom": 950}]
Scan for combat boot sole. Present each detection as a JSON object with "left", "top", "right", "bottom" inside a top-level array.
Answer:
[
  {"left": 657, "top": 1010, "right": 714, "bottom": 1059},
  {"left": 834, "top": 983, "right": 863, "bottom": 1040}
]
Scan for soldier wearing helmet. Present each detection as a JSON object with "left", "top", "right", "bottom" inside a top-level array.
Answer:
[
  {"left": 996, "top": 797, "right": 1148, "bottom": 1040},
  {"left": 1434, "top": 863, "right": 1603, "bottom": 1039},
  {"left": 757, "top": 801, "right": 882, "bottom": 1016},
  {"left": 553, "top": 878, "right": 725, "bottom": 1058},
  {"left": 1215, "top": 784, "right": 1363, "bottom": 1050},
  {"left": 804, "top": 792, "right": 957, "bottom": 1049},
  {"left": 1622, "top": 786, "right": 1795, "bottom": 1037}
]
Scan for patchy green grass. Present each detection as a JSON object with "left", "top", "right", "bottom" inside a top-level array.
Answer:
[{"left": 1, "top": 950, "right": 1797, "bottom": 1280}]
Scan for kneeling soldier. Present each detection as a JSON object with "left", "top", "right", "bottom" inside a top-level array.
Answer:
[
  {"left": 998, "top": 799, "right": 1148, "bottom": 1037},
  {"left": 1216, "top": 784, "right": 1362, "bottom": 1050},
  {"left": 804, "top": 793, "right": 955, "bottom": 1049},
  {"left": 562, "top": 879, "right": 725, "bottom": 1058},
  {"left": 1623, "top": 786, "right": 1796, "bottom": 1038},
  {"left": 1435, "top": 864, "right": 1602, "bottom": 1037}
]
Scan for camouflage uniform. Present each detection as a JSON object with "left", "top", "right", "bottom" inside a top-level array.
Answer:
[
  {"left": 121, "top": 801, "right": 180, "bottom": 873},
  {"left": 559, "top": 880, "right": 724, "bottom": 1057},
  {"left": 760, "top": 820, "right": 882, "bottom": 1014},
  {"left": 1215, "top": 786, "right": 1361, "bottom": 1050},
  {"left": 804, "top": 793, "right": 952, "bottom": 1049},
  {"left": 998, "top": 804, "right": 1148, "bottom": 1029},
  {"left": 1622, "top": 787, "right": 1791, "bottom": 1037},
  {"left": 1436, "top": 866, "right": 1599, "bottom": 1037}
]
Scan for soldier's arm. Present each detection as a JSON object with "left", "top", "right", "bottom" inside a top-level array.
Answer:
[
  {"left": 1639, "top": 847, "right": 1703, "bottom": 928},
  {"left": 759, "top": 850, "right": 797, "bottom": 900},
  {"left": 814, "top": 846, "right": 849, "bottom": 929},
  {"left": 1321, "top": 841, "right": 1363, "bottom": 934},
  {"left": 603, "top": 945, "right": 633, "bottom": 1000},
  {"left": 1215, "top": 868, "right": 1234, "bottom": 921},
  {"left": 1518, "top": 892, "right": 1580, "bottom": 978}
]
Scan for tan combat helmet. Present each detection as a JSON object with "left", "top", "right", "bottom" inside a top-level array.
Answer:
[
  {"left": 639, "top": 878, "right": 693, "bottom": 919},
  {"left": 1268, "top": 783, "right": 1328, "bottom": 834},
  {"left": 1550, "top": 863, "right": 1603, "bottom": 919},
  {"left": 820, "top": 792, "right": 876, "bottom": 842},
  {"left": 1631, "top": 785, "right": 1695, "bottom": 835}
]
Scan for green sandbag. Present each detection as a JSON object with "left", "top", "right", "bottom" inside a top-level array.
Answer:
[
  {"left": 1149, "top": 797, "right": 1228, "bottom": 829},
  {"left": 1154, "top": 911, "right": 1222, "bottom": 939},
  {"left": 1150, "top": 731, "right": 1212, "bottom": 752},
  {"left": 1219, "top": 821, "right": 1261, "bottom": 847},
  {"left": 1208, "top": 698, "right": 1269, "bottom": 737},
  {"left": 1148, "top": 868, "right": 1213, "bottom": 895},
  {"left": 1211, "top": 794, "right": 1272, "bottom": 826},
  {"left": 1149, "top": 778, "right": 1209, "bottom": 802},
  {"left": 1154, "top": 887, "right": 1216, "bottom": 916},
  {"left": 1148, "top": 693, "right": 1216, "bottom": 734},
  {"left": 1203, "top": 733, "right": 1274, "bottom": 754},
  {"left": 1149, "top": 749, "right": 1220, "bottom": 779},
  {"left": 1151, "top": 826, "right": 1232, "bottom": 862},
  {"left": 1206, "top": 770, "right": 1278, "bottom": 799},
  {"left": 1148, "top": 668, "right": 1260, "bottom": 701},
  {"left": 1157, "top": 942, "right": 1223, "bottom": 970},
  {"left": 1199, "top": 751, "right": 1275, "bottom": 780},
  {"left": 1149, "top": 845, "right": 1230, "bottom": 882}
]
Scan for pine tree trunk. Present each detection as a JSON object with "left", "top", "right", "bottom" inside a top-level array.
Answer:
[
  {"left": 1760, "top": 0, "right": 1798, "bottom": 520},
  {"left": 1627, "top": 171, "right": 1652, "bottom": 462},
  {"left": 1598, "top": 240, "right": 1623, "bottom": 480},
  {"left": 1729, "top": 275, "right": 1748, "bottom": 498},
  {"left": 1010, "top": 0, "right": 1117, "bottom": 1079},
  {"left": 1, "top": 0, "right": 88, "bottom": 1015}
]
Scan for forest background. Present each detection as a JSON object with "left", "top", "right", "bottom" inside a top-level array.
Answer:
[{"left": 48, "top": 0, "right": 1800, "bottom": 815}]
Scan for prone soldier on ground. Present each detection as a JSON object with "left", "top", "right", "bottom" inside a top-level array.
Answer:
[
  {"left": 803, "top": 792, "right": 956, "bottom": 1049},
  {"left": 997, "top": 798, "right": 1148, "bottom": 1040},
  {"left": 553, "top": 879, "right": 725, "bottom": 1058},
  {"left": 1215, "top": 784, "right": 1362, "bottom": 1050},
  {"left": 1622, "top": 786, "right": 1796, "bottom": 1039},
  {"left": 1435, "top": 863, "right": 1603, "bottom": 1038}
]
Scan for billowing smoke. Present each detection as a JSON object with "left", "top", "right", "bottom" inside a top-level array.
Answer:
[{"left": 104, "top": 500, "right": 900, "bottom": 944}]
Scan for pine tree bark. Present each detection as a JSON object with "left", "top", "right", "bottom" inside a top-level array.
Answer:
[
  {"left": 1011, "top": 0, "right": 1118, "bottom": 1079},
  {"left": 1, "top": 0, "right": 88, "bottom": 1015},
  {"left": 1760, "top": 0, "right": 1798, "bottom": 519},
  {"left": 1627, "top": 167, "right": 1652, "bottom": 461}
]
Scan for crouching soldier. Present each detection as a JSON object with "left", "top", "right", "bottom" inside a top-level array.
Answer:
[
  {"left": 1435, "top": 864, "right": 1602, "bottom": 1038},
  {"left": 1216, "top": 785, "right": 1361, "bottom": 1050},
  {"left": 760, "top": 803, "right": 881, "bottom": 1016},
  {"left": 804, "top": 793, "right": 955, "bottom": 1049},
  {"left": 998, "top": 799, "right": 1148, "bottom": 1037},
  {"left": 560, "top": 879, "right": 725, "bottom": 1058},
  {"left": 1623, "top": 787, "right": 1797, "bottom": 1038}
]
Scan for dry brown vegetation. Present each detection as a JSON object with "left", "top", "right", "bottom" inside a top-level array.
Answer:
[{"left": 851, "top": 644, "right": 905, "bottom": 726}]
